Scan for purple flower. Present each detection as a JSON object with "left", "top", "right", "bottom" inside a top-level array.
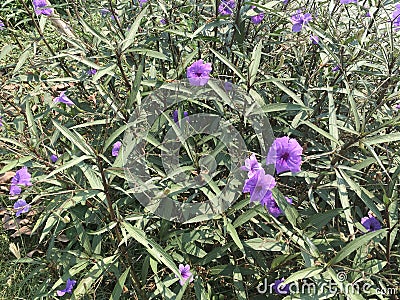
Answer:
[
  {"left": 290, "top": 9, "right": 312, "bottom": 32},
  {"left": 395, "top": 103, "right": 400, "bottom": 110},
  {"left": 340, "top": 0, "right": 357, "bottom": 4},
  {"left": 272, "top": 278, "right": 290, "bottom": 295},
  {"left": 100, "top": 8, "right": 110, "bottom": 17},
  {"left": 33, "top": 0, "right": 53, "bottom": 16},
  {"left": 10, "top": 184, "right": 22, "bottom": 196},
  {"left": 57, "top": 278, "right": 77, "bottom": 296},
  {"left": 310, "top": 35, "right": 319, "bottom": 44},
  {"left": 172, "top": 110, "right": 189, "bottom": 126},
  {"left": 243, "top": 168, "right": 276, "bottom": 203},
  {"left": 0, "top": 116, "right": 3, "bottom": 126},
  {"left": 13, "top": 167, "right": 32, "bottom": 186},
  {"left": 218, "top": 0, "right": 235, "bottom": 16},
  {"left": 13, "top": 199, "right": 31, "bottom": 217},
  {"left": 224, "top": 81, "right": 233, "bottom": 91},
  {"left": 176, "top": 264, "right": 193, "bottom": 286},
  {"left": 100, "top": 8, "right": 118, "bottom": 20},
  {"left": 332, "top": 65, "right": 340, "bottom": 72},
  {"left": 160, "top": 18, "right": 167, "bottom": 25},
  {"left": 186, "top": 59, "right": 212, "bottom": 86},
  {"left": 267, "top": 136, "right": 302, "bottom": 174},
  {"left": 263, "top": 196, "right": 293, "bottom": 217},
  {"left": 86, "top": 69, "right": 97, "bottom": 76},
  {"left": 54, "top": 91, "right": 74, "bottom": 106},
  {"left": 50, "top": 154, "right": 58, "bottom": 163},
  {"left": 361, "top": 214, "right": 382, "bottom": 232},
  {"left": 0, "top": 21, "right": 4, "bottom": 30},
  {"left": 365, "top": 11, "right": 371, "bottom": 17},
  {"left": 392, "top": 4, "right": 400, "bottom": 31},
  {"left": 139, "top": 0, "right": 148, "bottom": 7},
  {"left": 241, "top": 154, "right": 262, "bottom": 178},
  {"left": 250, "top": 6, "right": 264, "bottom": 24},
  {"left": 112, "top": 141, "right": 122, "bottom": 157},
  {"left": 282, "top": 0, "right": 289, "bottom": 5}
]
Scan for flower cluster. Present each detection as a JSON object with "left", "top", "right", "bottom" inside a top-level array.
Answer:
[
  {"left": 9, "top": 167, "right": 32, "bottom": 217},
  {"left": 241, "top": 154, "right": 289, "bottom": 217}
]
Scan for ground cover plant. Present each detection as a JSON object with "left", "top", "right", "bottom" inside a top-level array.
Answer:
[{"left": 0, "top": 0, "right": 399, "bottom": 299}]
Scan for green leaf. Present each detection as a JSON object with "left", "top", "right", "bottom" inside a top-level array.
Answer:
[
  {"left": 121, "top": 222, "right": 181, "bottom": 278},
  {"left": 121, "top": 7, "right": 148, "bottom": 53},
  {"left": 272, "top": 189, "right": 299, "bottom": 228},
  {"left": 243, "top": 238, "right": 285, "bottom": 251},
  {"left": 210, "top": 48, "right": 246, "bottom": 82},
  {"left": 226, "top": 219, "right": 245, "bottom": 255},
  {"left": 363, "top": 133, "right": 400, "bottom": 146},
  {"left": 327, "top": 229, "right": 386, "bottom": 266},
  {"left": 338, "top": 169, "right": 382, "bottom": 221},
  {"left": 283, "top": 266, "right": 324, "bottom": 285},
  {"left": 52, "top": 120, "right": 94, "bottom": 156},
  {"left": 249, "top": 41, "right": 262, "bottom": 87},
  {"left": 109, "top": 267, "right": 130, "bottom": 300},
  {"left": 45, "top": 155, "right": 93, "bottom": 179},
  {"left": 335, "top": 169, "right": 355, "bottom": 237},
  {"left": 13, "top": 46, "right": 31, "bottom": 74},
  {"left": 302, "top": 208, "right": 343, "bottom": 230}
]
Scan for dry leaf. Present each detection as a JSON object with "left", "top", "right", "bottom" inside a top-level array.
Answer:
[
  {"left": 10, "top": 226, "right": 32, "bottom": 238},
  {"left": 27, "top": 249, "right": 44, "bottom": 258},
  {"left": 56, "top": 234, "right": 70, "bottom": 243},
  {"left": 9, "top": 242, "right": 21, "bottom": 259},
  {"left": 0, "top": 171, "right": 15, "bottom": 183}
]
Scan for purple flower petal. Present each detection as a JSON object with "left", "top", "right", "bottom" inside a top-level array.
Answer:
[
  {"left": 290, "top": 9, "right": 312, "bottom": 32},
  {"left": 10, "top": 184, "right": 22, "bottom": 196},
  {"left": 54, "top": 91, "right": 74, "bottom": 106},
  {"left": 240, "top": 154, "right": 262, "bottom": 178},
  {"left": 33, "top": 0, "right": 53, "bottom": 16},
  {"left": 11, "top": 167, "right": 32, "bottom": 187},
  {"left": 361, "top": 215, "right": 382, "bottom": 232},
  {"left": 392, "top": 4, "right": 400, "bottom": 31},
  {"left": 13, "top": 199, "right": 31, "bottom": 217},
  {"left": 310, "top": 35, "right": 319, "bottom": 44},
  {"left": 272, "top": 278, "right": 290, "bottom": 295},
  {"left": 57, "top": 278, "right": 77, "bottom": 296},
  {"left": 176, "top": 264, "right": 193, "bottom": 286},
  {"left": 50, "top": 154, "right": 58, "bottom": 163},
  {"left": 218, "top": 0, "right": 235, "bottom": 15},
  {"left": 243, "top": 169, "right": 276, "bottom": 203},
  {"left": 112, "top": 141, "right": 122, "bottom": 157}
]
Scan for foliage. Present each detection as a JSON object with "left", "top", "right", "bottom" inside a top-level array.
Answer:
[{"left": 0, "top": 0, "right": 399, "bottom": 299}]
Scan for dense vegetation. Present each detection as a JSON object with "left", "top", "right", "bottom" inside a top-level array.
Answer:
[{"left": 0, "top": 0, "right": 399, "bottom": 299}]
